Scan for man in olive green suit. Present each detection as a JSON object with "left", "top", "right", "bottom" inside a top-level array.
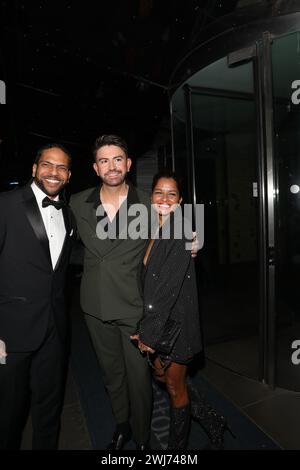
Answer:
[{"left": 70, "top": 135, "right": 152, "bottom": 450}]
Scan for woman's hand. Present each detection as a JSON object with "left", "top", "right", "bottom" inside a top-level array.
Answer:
[{"left": 130, "top": 334, "right": 155, "bottom": 354}]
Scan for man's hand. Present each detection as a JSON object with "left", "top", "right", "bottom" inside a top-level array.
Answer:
[
  {"left": 0, "top": 339, "right": 7, "bottom": 364},
  {"left": 191, "top": 231, "right": 199, "bottom": 258}
]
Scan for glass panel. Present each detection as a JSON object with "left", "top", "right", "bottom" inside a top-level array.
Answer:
[
  {"left": 186, "top": 60, "right": 260, "bottom": 378},
  {"left": 272, "top": 32, "right": 300, "bottom": 391}
]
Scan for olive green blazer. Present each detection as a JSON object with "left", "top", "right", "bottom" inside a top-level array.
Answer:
[{"left": 70, "top": 183, "right": 150, "bottom": 320}]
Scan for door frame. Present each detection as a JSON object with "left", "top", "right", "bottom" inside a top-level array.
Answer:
[{"left": 177, "top": 35, "right": 276, "bottom": 386}]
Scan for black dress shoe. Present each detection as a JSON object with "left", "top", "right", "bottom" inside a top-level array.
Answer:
[{"left": 106, "top": 431, "right": 131, "bottom": 450}]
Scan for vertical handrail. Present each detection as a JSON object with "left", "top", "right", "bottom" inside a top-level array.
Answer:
[
  {"left": 183, "top": 84, "right": 197, "bottom": 209},
  {"left": 169, "top": 100, "right": 176, "bottom": 172},
  {"left": 262, "top": 31, "right": 276, "bottom": 389},
  {"left": 254, "top": 41, "right": 268, "bottom": 384}
]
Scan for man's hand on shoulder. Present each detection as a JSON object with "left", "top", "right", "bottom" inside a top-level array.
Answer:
[
  {"left": 191, "top": 231, "right": 199, "bottom": 258},
  {"left": 0, "top": 339, "right": 7, "bottom": 364}
]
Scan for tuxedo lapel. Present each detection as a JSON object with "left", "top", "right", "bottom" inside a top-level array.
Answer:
[
  {"left": 22, "top": 185, "right": 52, "bottom": 265},
  {"left": 54, "top": 205, "right": 72, "bottom": 271}
]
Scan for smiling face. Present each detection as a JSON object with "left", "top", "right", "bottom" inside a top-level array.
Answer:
[
  {"left": 32, "top": 147, "right": 71, "bottom": 198},
  {"left": 93, "top": 144, "right": 132, "bottom": 187},
  {"left": 151, "top": 177, "right": 182, "bottom": 217}
]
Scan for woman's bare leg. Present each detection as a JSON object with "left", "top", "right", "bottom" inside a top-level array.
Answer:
[{"left": 164, "top": 362, "right": 188, "bottom": 408}]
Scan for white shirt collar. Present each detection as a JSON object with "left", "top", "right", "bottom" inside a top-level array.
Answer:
[{"left": 31, "top": 181, "right": 59, "bottom": 205}]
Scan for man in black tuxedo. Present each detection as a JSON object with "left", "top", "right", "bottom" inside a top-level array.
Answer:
[{"left": 0, "top": 143, "right": 75, "bottom": 450}]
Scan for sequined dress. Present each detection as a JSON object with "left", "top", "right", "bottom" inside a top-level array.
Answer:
[{"left": 138, "top": 221, "right": 202, "bottom": 364}]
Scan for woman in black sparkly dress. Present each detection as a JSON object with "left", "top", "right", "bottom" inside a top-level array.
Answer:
[
  {"left": 131, "top": 170, "right": 234, "bottom": 450},
  {"left": 131, "top": 170, "right": 202, "bottom": 450}
]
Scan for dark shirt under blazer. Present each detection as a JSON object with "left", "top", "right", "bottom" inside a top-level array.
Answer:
[{"left": 69, "top": 183, "right": 150, "bottom": 320}]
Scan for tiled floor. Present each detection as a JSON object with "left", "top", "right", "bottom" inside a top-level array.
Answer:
[{"left": 201, "top": 359, "right": 300, "bottom": 450}]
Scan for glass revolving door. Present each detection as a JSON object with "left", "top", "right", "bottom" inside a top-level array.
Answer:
[{"left": 177, "top": 57, "right": 263, "bottom": 379}]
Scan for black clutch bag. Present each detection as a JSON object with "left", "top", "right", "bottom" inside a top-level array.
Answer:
[{"left": 156, "top": 319, "right": 181, "bottom": 355}]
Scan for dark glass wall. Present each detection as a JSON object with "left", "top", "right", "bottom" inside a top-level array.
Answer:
[{"left": 170, "top": 12, "right": 300, "bottom": 391}]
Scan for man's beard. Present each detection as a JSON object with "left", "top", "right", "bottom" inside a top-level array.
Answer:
[
  {"left": 102, "top": 171, "right": 126, "bottom": 187},
  {"left": 34, "top": 176, "right": 67, "bottom": 197}
]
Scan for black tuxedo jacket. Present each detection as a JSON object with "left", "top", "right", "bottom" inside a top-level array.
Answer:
[{"left": 0, "top": 185, "right": 75, "bottom": 352}]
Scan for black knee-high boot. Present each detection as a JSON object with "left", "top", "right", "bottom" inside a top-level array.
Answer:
[
  {"left": 187, "top": 380, "right": 234, "bottom": 450},
  {"left": 167, "top": 404, "right": 191, "bottom": 450}
]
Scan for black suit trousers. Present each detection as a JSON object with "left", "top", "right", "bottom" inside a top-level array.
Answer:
[
  {"left": 0, "top": 315, "right": 68, "bottom": 450},
  {"left": 85, "top": 313, "right": 152, "bottom": 445}
]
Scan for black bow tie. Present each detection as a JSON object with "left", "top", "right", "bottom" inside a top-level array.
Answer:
[{"left": 42, "top": 196, "right": 65, "bottom": 210}]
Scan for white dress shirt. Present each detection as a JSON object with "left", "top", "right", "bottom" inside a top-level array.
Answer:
[{"left": 31, "top": 182, "right": 66, "bottom": 269}]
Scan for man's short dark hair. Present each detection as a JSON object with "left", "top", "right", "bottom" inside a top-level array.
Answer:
[
  {"left": 34, "top": 143, "right": 72, "bottom": 168},
  {"left": 93, "top": 135, "right": 128, "bottom": 161}
]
